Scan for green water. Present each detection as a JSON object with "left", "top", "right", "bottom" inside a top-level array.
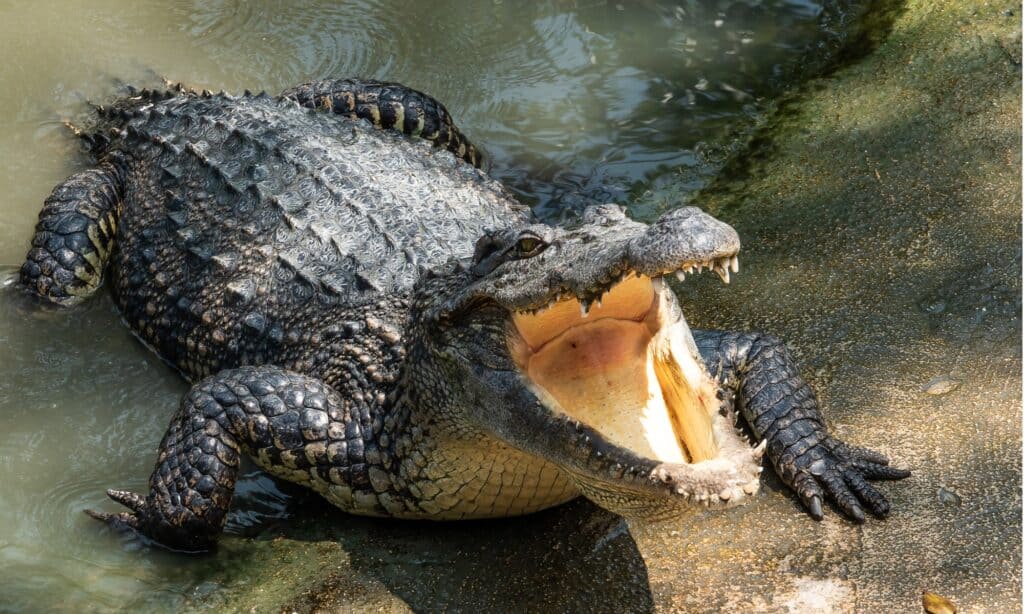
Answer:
[{"left": 0, "top": 1, "right": 864, "bottom": 610}]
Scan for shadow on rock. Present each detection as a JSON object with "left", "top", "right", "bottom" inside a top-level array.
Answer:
[{"left": 269, "top": 495, "right": 654, "bottom": 613}]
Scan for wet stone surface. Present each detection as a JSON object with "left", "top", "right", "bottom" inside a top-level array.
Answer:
[{"left": 164, "top": 498, "right": 653, "bottom": 612}]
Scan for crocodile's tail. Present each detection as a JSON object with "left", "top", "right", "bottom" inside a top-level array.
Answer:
[
  {"left": 19, "top": 158, "right": 125, "bottom": 305},
  {"left": 281, "top": 79, "right": 486, "bottom": 169}
]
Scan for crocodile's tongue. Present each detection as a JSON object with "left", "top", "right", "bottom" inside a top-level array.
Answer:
[{"left": 510, "top": 275, "right": 720, "bottom": 465}]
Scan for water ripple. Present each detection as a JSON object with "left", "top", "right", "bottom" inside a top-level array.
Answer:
[{"left": 171, "top": 0, "right": 418, "bottom": 88}]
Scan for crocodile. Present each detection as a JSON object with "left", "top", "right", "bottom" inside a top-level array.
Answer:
[{"left": 19, "top": 79, "right": 909, "bottom": 552}]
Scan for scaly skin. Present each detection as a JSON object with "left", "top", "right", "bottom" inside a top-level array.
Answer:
[
  {"left": 96, "top": 366, "right": 383, "bottom": 551},
  {"left": 695, "top": 331, "right": 909, "bottom": 522},
  {"left": 20, "top": 161, "right": 125, "bottom": 305},
  {"left": 19, "top": 79, "right": 909, "bottom": 552},
  {"left": 280, "top": 79, "right": 484, "bottom": 168}
]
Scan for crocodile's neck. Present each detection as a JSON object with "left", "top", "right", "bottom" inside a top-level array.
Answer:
[
  {"left": 359, "top": 308, "right": 577, "bottom": 519},
  {"left": 273, "top": 293, "right": 576, "bottom": 519},
  {"left": 386, "top": 366, "right": 579, "bottom": 519}
]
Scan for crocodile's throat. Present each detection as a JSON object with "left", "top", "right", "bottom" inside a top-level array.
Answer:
[{"left": 509, "top": 274, "right": 720, "bottom": 466}]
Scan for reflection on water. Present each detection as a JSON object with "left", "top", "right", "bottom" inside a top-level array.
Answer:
[{"left": 0, "top": 1, "right": 861, "bottom": 609}]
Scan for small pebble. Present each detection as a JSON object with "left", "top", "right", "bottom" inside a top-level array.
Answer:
[
  {"left": 919, "top": 298, "right": 946, "bottom": 314},
  {"left": 937, "top": 486, "right": 962, "bottom": 506},
  {"left": 0, "top": 269, "right": 16, "bottom": 288},
  {"left": 922, "top": 375, "right": 960, "bottom": 395}
]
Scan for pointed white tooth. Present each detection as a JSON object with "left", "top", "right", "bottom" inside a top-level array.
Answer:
[
  {"left": 595, "top": 298, "right": 602, "bottom": 309},
  {"left": 716, "top": 267, "right": 730, "bottom": 284},
  {"left": 675, "top": 271, "right": 686, "bottom": 282},
  {"left": 652, "top": 277, "right": 666, "bottom": 292},
  {"left": 580, "top": 301, "right": 591, "bottom": 317},
  {"left": 730, "top": 255, "right": 739, "bottom": 273},
  {"left": 696, "top": 263, "right": 704, "bottom": 273},
  {"left": 753, "top": 439, "right": 767, "bottom": 460}
]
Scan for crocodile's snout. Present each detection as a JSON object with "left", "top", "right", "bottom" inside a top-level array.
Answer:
[{"left": 626, "top": 206, "right": 741, "bottom": 283}]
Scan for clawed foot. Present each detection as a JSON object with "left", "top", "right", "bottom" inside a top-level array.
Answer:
[
  {"left": 85, "top": 488, "right": 218, "bottom": 552},
  {"left": 778, "top": 438, "right": 911, "bottom": 523},
  {"left": 84, "top": 489, "right": 148, "bottom": 533}
]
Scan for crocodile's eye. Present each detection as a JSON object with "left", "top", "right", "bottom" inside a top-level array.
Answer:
[{"left": 514, "top": 235, "right": 545, "bottom": 258}]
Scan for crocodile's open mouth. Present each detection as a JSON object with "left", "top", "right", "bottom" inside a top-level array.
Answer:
[
  {"left": 507, "top": 257, "right": 763, "bottom": 515},
  {"left": 510, "top": 273, "right": 720, "bottom": 464}
]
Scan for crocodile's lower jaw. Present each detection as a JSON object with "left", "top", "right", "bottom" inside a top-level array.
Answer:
[{"left": 509, "top": 274, "right": 761, "bottom": 516}]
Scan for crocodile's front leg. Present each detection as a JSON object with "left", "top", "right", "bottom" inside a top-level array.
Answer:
[
  {"left": 694, "top": 329, "right": 910, "bottom": 522},
  {"left": 86, "top": 366, "right": 369, "bottom": 551}
]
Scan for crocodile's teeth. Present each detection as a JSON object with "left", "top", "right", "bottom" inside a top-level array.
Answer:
[
  {"left": 696, "top": 263, "right": 704, "bottom": 273},
  {"left": 753, "top": 439, "right": 767, "bottom": 460},
  {"left": 580, "top": 300, "right": 591, "bottom": 318},
  {"left": 729, "top": 255, "right": 740, "bottom": 273},
  {"left": 675, "top": 271, "right": 686, "bottom": 282},
  {"left": 715, "top": 266, "right": 730, "bottom": 284}
]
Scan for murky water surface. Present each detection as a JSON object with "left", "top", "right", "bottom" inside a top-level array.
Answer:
[{"left": 0, "top": 1, "right": 861, "bottom": 610}]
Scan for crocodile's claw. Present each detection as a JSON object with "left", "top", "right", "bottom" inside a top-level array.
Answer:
[
  {"left": 84, "top": 489, "right": 147, "bottom": 533},
  {"left": 781, "top": 437, "right": 910, "bottom": 522}
]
